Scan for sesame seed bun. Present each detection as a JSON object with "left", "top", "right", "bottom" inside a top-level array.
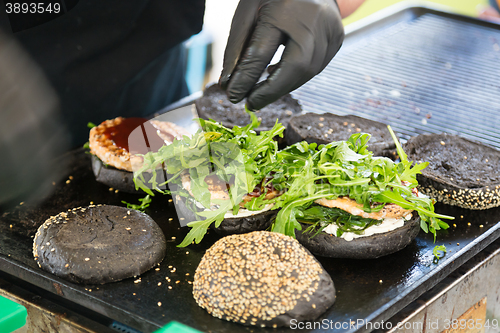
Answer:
[
  {"left": 193, "top": 231, "right": 335, "bottom": 328},
  {"left": 405, "top": 133, "right": 500, "bottom": 210},
  {"left": 32, "top": 205, "right": 166, "bottom": 284},
  {"left": 295, "top": 214, "right": 421, "bottom": 259}
]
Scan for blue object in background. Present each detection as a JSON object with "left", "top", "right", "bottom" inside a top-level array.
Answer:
[{"left": 184, "top": 29, "right": 213, "bottom": 94}]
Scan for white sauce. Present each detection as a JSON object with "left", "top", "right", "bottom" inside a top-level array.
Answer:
[
  {"left": 224, "top": 204, "right": 274, "bottom": 219},
  {"left": 323, "top": 212, "right": 412, "bottom": 242}
]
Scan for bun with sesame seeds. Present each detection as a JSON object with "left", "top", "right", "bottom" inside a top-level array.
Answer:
[
  {"left": 404, "top": 133, "right": 500, "bottom": 210},
  {"left": 285, "top": 113, "right": 396, "bottom": 157},
  {"left": 32, "top": 205, "right": 166, "bottom": 284},
  {"left": 193, "top": 231, "right": 335, "bottom": 328},
  {"left": 195, "top": 83, "right": 302, "bottom": 134}
]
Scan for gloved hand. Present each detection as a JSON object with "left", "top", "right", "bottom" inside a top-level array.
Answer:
[{"left": 219, "top": 0, "right": 344, "bottom": 110}]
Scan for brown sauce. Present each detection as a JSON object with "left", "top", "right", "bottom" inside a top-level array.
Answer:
[{"left": 103, "top": 117, "right": 167, "bottom": 154}]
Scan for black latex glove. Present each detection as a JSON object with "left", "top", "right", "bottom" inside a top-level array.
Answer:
[{"left": 219, "top": 0, "right": 344, "bottom": 110}]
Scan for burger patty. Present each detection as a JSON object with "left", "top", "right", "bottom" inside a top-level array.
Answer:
[
  {"left": 315, "top": 196, "right": 412, "bottom": 220},
  {"left": 181, "top": 172, "right": 282, "bottom": 204},
  {"left": 89, "top": 117, "right": 189, "bottom": 172}
]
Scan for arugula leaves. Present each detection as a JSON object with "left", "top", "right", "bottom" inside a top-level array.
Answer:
[
  {"left": 270, "top": 127, "right": 454, "bottom": 242},
  {"left": 133, "top": 112, "right": 285, "bottom": 247},
  {"left": 132, "top": 113, "right": 452, "bottom": 249},
  {"left": 121, "top": 195, "right": 152, "bottom": 212}
]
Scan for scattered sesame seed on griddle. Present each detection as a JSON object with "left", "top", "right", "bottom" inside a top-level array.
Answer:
[
  {"left": 158, "top": 282, "right": 162, "bottom": 286},
  {"left": 84, "top": 258, "right": 90, "bottom": 261},
  {"left": 158, "top": 302, "right": 162, "bottom": 307},
  {"left": 134, "top": 278, "right": 141, "bottom": 284},
  {"left": 193, "top": 231, "right": 324, "bottom": 326},
  {"left": 155, "top": 268, "right": 160, "bottom": 271}
]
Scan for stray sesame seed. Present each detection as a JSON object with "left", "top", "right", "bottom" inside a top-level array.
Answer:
[
  {"left": 457, "top": 243, "right": 460, "bottom": 246},
  {"left": 468, "top": 223, "right": 471, "bottom": 226},
  {"left": 440, "top": 141, "right": 445, "bottom": 145},
  {"left": 158, "top": 302, "right": 162, "bottom": 307},
  {"left": 51, "top": 248, "right": 55, "bottom": 252},
  {"left": 69, "top": 176, "right": 74, "bottom": 180},
  {"left": 480, "top": 225, "right": 484, "bottom": 228},
  {"left": 66, "top": 180, "right": 71, "bottom": 184},
  {"left": 168, "top": 286, "right": 172, "bottom": 290},
  {"left": 171, "top": 237, "right": 176, "bottom": 240},
  {"left": 158, "top": 282, "right": 162, "bottom": 286},
  {"left": 134, "top": 279, "right": 141, "bottom": 284},
  {"left": 318, "top": 123, "right": 324, "bottom": 127},
  {"left": 379, "top": 280, "right": 383, "bottom": 284},
  {"left": 115, "top": 190, "right": 119, "bottom": 193},
  {"left": 65, "top": 264, "right": 69, "bottom": 268},
  {"left": 109, "top": 188, "right": 114, "bottom": 191},
  {"left": 9, "top": 225, "right": 12, "bottom": 228},
  {"left": 126, "top": 227, "right": 131, "bottom": 230},
  {"left": 84, "top": 258, "right": 90, "bottom": 261},
  {"left": 155, "top": 268, "right": 160, "bottom": 271}
]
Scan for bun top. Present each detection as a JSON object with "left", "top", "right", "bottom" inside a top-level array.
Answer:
[{"left": 193, "top": 231, "right": 335, "bottom": 327}]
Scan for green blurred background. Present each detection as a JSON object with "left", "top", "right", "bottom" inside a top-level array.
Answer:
[{"left": 343, "top": 0, "right": 489, "bottom": 25}]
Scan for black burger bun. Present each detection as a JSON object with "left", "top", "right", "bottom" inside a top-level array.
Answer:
[
  {"left": 405, "top": 133, "right": 500, "bottom": 210},
  {"left": 33, "top": 205, "right": 166, "bottom": 284},
  {"left": 195, "top": 84, "right": 302, "bottom": 133},
  {"left": 91, "top": 154, "right": 164, "bottom": 194},
  {"left": 173, "top": 194, "right": 277, "bottom": 236},
  {"left": 285, "top": 113, "right": 396, "bottom": 157},
  {"left": 91, "top": 154, "right": 139, "bottom": 193},
  {"left": 193, "top": 231, "right": 336, "bottom": 328},
  {"left": 295, "top": 214, "right": 421, "bottom": 259}
]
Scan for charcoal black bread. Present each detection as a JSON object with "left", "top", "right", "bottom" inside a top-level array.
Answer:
[
  {"left": 295, "top": 214, "right": 421, "bottom": 259},
  {"left": 405, "top": 133, "right": 500, "bottom": 210},
  {"left": 285, "top": 113, "right": 396, "bottom": 157},
  {"left": 173, "top": 194, "right": 277, "bottom": 235},
  {"left": 91, "top": 154, "right": 161, "bottom": 194},
  {"left": 193, "top": 231, "right": 335, "bottom": 328},
  {"left": 91, "top": 154, "right": 139, "bottom": 194},
  {"left": 195, "top": 83, "right": 302, "bottom": 132},
  {"left": 33, "top": 205, "right": 166, "bottom": 284}
]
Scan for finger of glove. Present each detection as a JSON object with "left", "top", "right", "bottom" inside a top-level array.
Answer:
[
  {"left": 225, "top": 23, "right": 283, "bottom": 103},
  {"left": 219, "top": 1, "right": 260, "bottom": 90},
  {"left": 246, "top": 40, "right": 317, "bottom": 110}
]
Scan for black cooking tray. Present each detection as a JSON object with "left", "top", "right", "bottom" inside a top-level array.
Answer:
[{"left": 1, "top": 4, "right": 500, "bottom": 333}]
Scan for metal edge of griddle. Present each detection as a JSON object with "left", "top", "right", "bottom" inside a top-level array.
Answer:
[
  {"left": 0, "top": 254, "right": 162, "bottom": 333},
  {"left": 348, "top": 223, "right": 500, "bottom": 333}
]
